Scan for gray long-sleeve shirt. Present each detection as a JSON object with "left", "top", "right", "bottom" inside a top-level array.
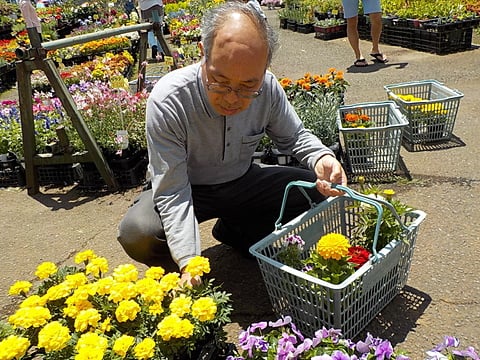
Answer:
[{"left": 146, "top": 62, "right": 334, "bottom": 269}]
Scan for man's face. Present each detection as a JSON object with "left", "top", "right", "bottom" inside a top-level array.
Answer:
[{"left": 201, "top": 14, "right": 268, "bottom": 116}]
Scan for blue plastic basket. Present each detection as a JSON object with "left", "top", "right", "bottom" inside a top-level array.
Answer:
[
  {"left": 384, "top": 80, "right": 463, "bottom": 151},
  {"left": 337, "top": 101, "right": 407, "bottom": 179},
  {"left": 249, "top": 181, "right": 426, "bottom": 339}
]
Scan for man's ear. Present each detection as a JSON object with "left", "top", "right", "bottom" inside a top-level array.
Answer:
[{"left": 198, "top": 41, "right": 205, "bottom": 58}]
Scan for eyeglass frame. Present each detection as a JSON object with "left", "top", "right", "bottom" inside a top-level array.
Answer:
[{"left": 203, "top": 66, "right": 264, "bottom": 99}]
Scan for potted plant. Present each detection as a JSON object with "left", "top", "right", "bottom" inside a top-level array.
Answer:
[
  {"left": 0, "top": 251, "right": 233, "bottom": 360},
  {"left": 230, "top": 316, "right": 411, "bottom": 359},
  {"left": 230, "top": 317, "right": 480, "bottom": 359}
]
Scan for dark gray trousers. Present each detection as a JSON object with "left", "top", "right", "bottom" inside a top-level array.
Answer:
[{"left": 117, "top": 163, "right": 325, "bottom": 270}]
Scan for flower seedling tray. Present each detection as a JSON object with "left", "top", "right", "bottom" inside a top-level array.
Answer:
[
  {"left": 249, "top": 181, "right": 426, "bottom": 339},
  {"left": 384, "top": 80, "right": 464, "bottom": 151},
  {"left": 38, "top": 163, "right": 83, "bottom": 186},
  {"left": 0, "top": 153, "right": 25, "bottom": 188},
  {"left": 314, "top": 24, "right": 347, "bottom": 40},
  {"left": 79, "top": 152, "right": 148, "bottom": 190},
  {"left": 337, "top": 101, "right": 407, "bottom": 180}
]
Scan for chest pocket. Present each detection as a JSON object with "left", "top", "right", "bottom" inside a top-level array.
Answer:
[{"left": 239, "top": 132, "right": 266, "bottom": 160}]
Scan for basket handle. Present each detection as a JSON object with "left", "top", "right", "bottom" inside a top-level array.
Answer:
[
  {"left": 276, "top": 181, "right": 411, "bottom": 260},
  {"left": 275, "top": 180, "right": 318, "bottom": 230}
]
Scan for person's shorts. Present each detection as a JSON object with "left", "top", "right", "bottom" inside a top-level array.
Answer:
[{"left": 342, "top": 0, "right": 382, "bottom": 18}]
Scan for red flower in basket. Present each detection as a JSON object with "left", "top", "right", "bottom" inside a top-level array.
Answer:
[{"left": 348, "top": 246, "right": 371, "bottom": 269}]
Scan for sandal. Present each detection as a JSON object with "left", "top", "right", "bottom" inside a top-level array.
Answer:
[
  {"left": 354, "top": 58, "right": 368, "bottom": 67},
  {"left": 370, "top": 53, "right": 389, "bottom": 63}
]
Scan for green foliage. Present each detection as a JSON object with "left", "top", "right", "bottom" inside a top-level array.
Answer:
[
  {"left": 294, "top": 92, "right": 340, "bottom": 147},
  {"left": 382, "top": 0, "right": 477, "bottom": 19},
  {"left": 350, "top": 181, "right": 414, "bottom": 251},
  {"left": 303, "top": 250, "right": 355, "bottom": 284}
]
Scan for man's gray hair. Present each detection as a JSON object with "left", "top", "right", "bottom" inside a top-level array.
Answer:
[{"left": 200, "top": 1, "right": 279, "bottom": 66}]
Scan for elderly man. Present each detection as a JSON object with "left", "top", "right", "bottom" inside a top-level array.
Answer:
[{"left": 118, "top": 1, "right": 347, "bottom": 283}]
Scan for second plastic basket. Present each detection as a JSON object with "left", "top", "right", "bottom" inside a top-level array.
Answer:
[
  {"left": 337, "top": 101, "right": 407, "bottom": 180},
  {"left": 249, "top": 181, "right": 426, "bottom": 339},
  {"left": 384, "top": 79, "right": 464, "bottom": 150}
]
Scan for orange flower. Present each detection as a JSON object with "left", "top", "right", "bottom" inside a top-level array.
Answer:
[
  {"left": 317, "top": 76, "right": 329, "bottom": 84},
  {"left": 328, "top": 67, "right": 336, "bottom": 74},
  {"left": 279, "top": 78, "right": 292, "bottom": 88},
  {"left": 345, "top": 113, "right": 359, "bottom": 122}
]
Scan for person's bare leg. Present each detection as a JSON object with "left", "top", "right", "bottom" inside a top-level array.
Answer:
[
  {"left": 369, "top": 12, "right": 387, "bottom": 61},
  {"left": 346, "top": 15, "right": 362, "bottom": 60}
]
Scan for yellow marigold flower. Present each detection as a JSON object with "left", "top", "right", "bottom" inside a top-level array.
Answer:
[
  {"left": 113, "top": 335, "right": 135, "bottom": 358},
  {"left": 145, "top": 266, "right": 165, "bottom": 280},
  {"left": 63, "top": 300, "right": 93, "bottom": 318},
  {"left": 99, "top": 317, "right": 112, "bottom": 333},
  {"left": 64, "top": 273, "right": 88, "bottom": 289},
  {"left": 328, "top": 67, "right": 336, "bottom": 74},
  {"left": 191, "top": 297, "right": 217, "bottom": 322},
  {"left": 316, "top": 233, "right": 351, "bottom": 260},
  {"left": 148, "top": 301, "right": 164, "bottom": 315},
  {"left": 108, "top": 281, "right": 137, "bottom": 303},
  {"left": 137, "top": 280, "right": 164, "bottom": 303},
  {"left": 133, "top": 338, "right": 156, "bottom": 360},
  {"left": 74, "top": 249, "right": 97, "bottom": 264},
  {"left": 157, "top": 314, "right": 194, "bottom": 341},
  {"left": 159, "top": 272, "right": 180, "bottom": 292},
  {"left": 94, "top": 276, "right": 114, "bottom": 295},
  {"left": 383, "top": 189, "right": 395, "bottom": 201},
  {"left": 37, "top": 321, "right": 70, "bottom": 352},
  {"left": 115, "top": 299, "right": 141, "bottom": 322},
  {"left": 0, "top": 335, "right": 30, "bottom": 360},
  {"left": 113, "top": 264, "right": 139, "bottom": 283},
  {"left": 34, "top": 262, "right": 58, "bottom": 280},
  {"left": 85, "top": 257, "right": 109, "bottom": 277},
  {"left": 9, "top": 306, "right": 51, "bottom": 328},
  {"left": 20, "top": 295, "right": 46, "bottom": 308},
  {"left": 74, "top": 308, "right": 101, "bottom": 332},
  {"left": 136, "top": 277, "right": 158, "bottom": 294},
  {"left": 184, "top": 256, "right": 211, "bottom": 278},
  {"left": 44, "top": 283, "right": 71, "bottom": 301},
  {"left": 8, "top": 281, "right": 32, "bottom": 296},
  {"left": 75, "top": 333, "right": 108, "bottom": 359},
  {"left": 169, "top": 294, "right": 192, "bottom": 317}
]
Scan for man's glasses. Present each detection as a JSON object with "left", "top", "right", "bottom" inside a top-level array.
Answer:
[{"left": 205, "top": 71, "right": 263, "bottom": 99}]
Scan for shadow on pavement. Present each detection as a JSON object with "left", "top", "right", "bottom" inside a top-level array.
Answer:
[
  {"left": 356, "top": 285, "right": 432, "bottom": 345},
  {"left": 346, "top": 61, "right": 409, "bottom": 73},
  {"left": 203, "top": 244, "right": 276, "bottom": 329}
]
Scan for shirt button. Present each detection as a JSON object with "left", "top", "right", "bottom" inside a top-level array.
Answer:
[
  {"left": 226, "top": 143, "right": 230, "bottom": 147},
  {"left": 227, "top": 127, "right": 231, "bottom": 131}
]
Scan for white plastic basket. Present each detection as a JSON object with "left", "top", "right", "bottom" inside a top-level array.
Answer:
[
  {"left": 337, "top": 101, "right": 407, "bottom": 179},
  {"left": 249, "top": 181, "right": 426, "bottom": 339},
  {"left": 384, "top": 79, "right": 463, "bottom": 150}
]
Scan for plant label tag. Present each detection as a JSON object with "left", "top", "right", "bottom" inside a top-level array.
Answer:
[
  {"left": 111, "top": 75, "right": 127, "bottom": 89},
  {"left": 164, "top": 56, "right": 174, "bottom": 66},
  {"left": 116, "top": 130, "right": 129, "bottom": 150}
]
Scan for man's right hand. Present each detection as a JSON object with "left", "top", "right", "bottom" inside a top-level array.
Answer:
[{"left": 180, "top": 269, "right": 202, "bottom": 287}]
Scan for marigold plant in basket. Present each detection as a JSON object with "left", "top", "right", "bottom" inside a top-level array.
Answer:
[
  {"left": 342, "top": 110, "right": 374, "bottom": 128},
  {"left": 278, "top": 232, "right": 371, "bottom": 285},
  {"left": 351, "top": 177, "right": 415, "bottom": 251},
  {"left": 0, "top": 251, "right": 233, "bottom": 360}
]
